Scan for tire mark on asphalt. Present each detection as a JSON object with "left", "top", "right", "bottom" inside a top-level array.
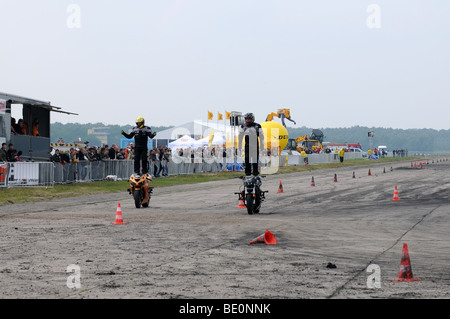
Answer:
[{"left": 327, "top": 204, "right": 442, "bottom": 299}]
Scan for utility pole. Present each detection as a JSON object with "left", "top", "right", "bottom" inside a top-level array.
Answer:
[
  {"left": 368, "top": 130, "right": 374, "bottom": 150},
  {"left": 230, "top": 111, "right": 243, "bottom": 166}
]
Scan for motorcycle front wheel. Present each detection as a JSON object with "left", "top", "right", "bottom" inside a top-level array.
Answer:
[
  {"left": 246, "top": 193, "right": 254, "bottom": 215},
  {"left": 134, "top": 189, "right": 142, "bottom": 208}
]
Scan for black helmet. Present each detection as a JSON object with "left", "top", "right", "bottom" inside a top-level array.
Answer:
[{"left": 244, "top": 113, "right": 255, "bottom": 122}]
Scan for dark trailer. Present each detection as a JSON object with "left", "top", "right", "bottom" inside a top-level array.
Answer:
[{"left": 0, "top": 92, "right": 77, "bottom": 161}]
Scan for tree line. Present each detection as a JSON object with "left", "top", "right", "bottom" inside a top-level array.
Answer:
[
  {"left": 50, "top": 123, "right": 450, "bottom": 153},
  {"left": 50, "top": 122, "right": 172, "bottom": 147},
  {"left": 287, "top": 126, "right": 450, "bottom": 153}
]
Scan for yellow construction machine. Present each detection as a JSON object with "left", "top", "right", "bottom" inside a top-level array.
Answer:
[
  {"left": 285, "top": 129, "right": 324, "bottom": 153},
  {"left": 266, "top": 109, "right": 296, "bottom": 127}
]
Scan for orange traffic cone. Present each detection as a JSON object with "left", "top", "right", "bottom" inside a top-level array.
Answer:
[
  {"left": 368, "top": 169, "right": 372, "bottom": 176},
  {"left": 334, "top": 174, "right": 338, "bottom": 183},
  {"left": 112, "top": 203, "right": 126, "bottom": 225},
  {"left": 250, "top": 230, "right": 277, "bottom": 245},
  {"left": 394, "top": 243, "right": 420, "bottom": 282},
  {"left": 277, "top": 181, "right": 284, "bottom": 193},
  {"left": 311, "top": 176, "right": 315, "bottom": 187},
  {"left": 392, "top": 185, "right": 400, "bottom": 201},
  {"left": 237, "top": 198, "right": 246, "bottom": 208}
]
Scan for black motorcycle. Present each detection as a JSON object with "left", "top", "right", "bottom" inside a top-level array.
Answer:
[{"left": 235, "top": 175, "right": 268, "bottom": 215}]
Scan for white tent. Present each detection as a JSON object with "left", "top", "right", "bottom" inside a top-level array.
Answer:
[
  {"left": 152, "top": 120, "right": 240, "bottom": 147},
  {"left": 210, "top": 133, "right": 226, "bottom": 146},
  {"left": 193, "top": 132, "right": 226, "bottom": 148},
  {"left": 168, "top": 135, "right": 196, "bottom": 149}
]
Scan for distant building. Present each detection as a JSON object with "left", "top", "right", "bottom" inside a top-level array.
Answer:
[{"left": 87, "top": 127, "right": 110, "bottom": 146}]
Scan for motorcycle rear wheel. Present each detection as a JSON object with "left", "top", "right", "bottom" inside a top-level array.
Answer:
[{"left": 254, "top": 188, "right": 261, "bottom": 214}]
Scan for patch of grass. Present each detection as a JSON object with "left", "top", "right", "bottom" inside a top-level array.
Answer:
[
  {"left": 277, "top": 156, "right": 419, "bottom": 174},
  {"left": 0, "top": 181, "right": 129, "bottom": 205},
  {"left": 0, "top": 156, "right": 424, "bottom": 206},
  {"left": 0, "top": 173, "right": 244, "bottom": 206}
]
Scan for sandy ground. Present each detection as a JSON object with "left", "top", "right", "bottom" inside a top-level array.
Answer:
[{"left": 0, "top": 158, "right": 449, "bottom": 301}]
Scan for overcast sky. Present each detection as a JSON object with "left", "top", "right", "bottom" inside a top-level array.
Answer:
[{"left": 1, "top": 0, "right": 449, "bottom": 130}]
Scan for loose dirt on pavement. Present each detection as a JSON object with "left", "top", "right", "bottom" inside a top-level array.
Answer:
[{"left": 0, "top": 158, "right": 449, "bottom": 299}]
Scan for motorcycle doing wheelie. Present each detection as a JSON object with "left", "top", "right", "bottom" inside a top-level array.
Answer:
[
  {"left": 127, "top": 174, "right": 153, "bottom": 208},
  {"left": 235, "top": 175, "right": 268, "bottom": 215}
]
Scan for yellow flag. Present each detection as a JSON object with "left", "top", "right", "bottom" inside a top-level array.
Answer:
[
  {"left": 208, "top": 130, "right": 214, "bottom": 147},
  {"left": 226, "top": 111, "right": 231, "bottom": 120},
  {"left": 218, "top": 112, "right": 223, "bottom": 121},
  {"left": 208, "top": 111, "right": 213, "bottom": 120}
]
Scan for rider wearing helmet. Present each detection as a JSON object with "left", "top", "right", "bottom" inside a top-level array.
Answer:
[
  {"left": 238, "top": 113, "right": 264, "bottom": 176},
  {"left": 121, "top": 116, "right": 157, "bottom": 176}
]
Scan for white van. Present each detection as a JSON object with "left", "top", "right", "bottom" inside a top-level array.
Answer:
[
  {"left": 349, "top": 148, "right": 367, "bottom": 157},
  {"left": 377, "top": 146, "right": 388, "bottom": 157}
]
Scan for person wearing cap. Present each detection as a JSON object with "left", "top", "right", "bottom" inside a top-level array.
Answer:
[
  {"left": 301, "top": 150, "right": 308, "bottom": 165},
  {"left": 238, "top": 113, "right": 264, "bottom": 176},
  {"left": 339, "top": 147, "right": 345, "bottom": 163},
  {"left": 121, "top": 116, "right": 157, "bottom": 177}
]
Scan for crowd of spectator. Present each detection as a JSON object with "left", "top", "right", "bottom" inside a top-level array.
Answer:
[
  {"left": 49, "top": 143, "right": 173, "bottom": 178},
  {"left": 3, "top": 117, "right": 39, "bottom": 162},
  {"left": 0, "top": 142, "right": 23, "bottom": 162},
  {"left": 10, "top": 117, "right": 40, "bottom": 136},
  {"left": 2, "top": 117, "right": 39, "bottom": 163},
  {"left": 174, "top": 146, "right": 227, "bottom": 160},
  {"left": 392, "top": 149, "right": 408, "bottom": 157}
]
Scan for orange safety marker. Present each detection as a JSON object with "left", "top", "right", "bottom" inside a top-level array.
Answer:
[
  {"left": 277, "top": 181, "right": 284, "bottom": 193},
  {"left": 394, "top": 243, "right": 420, "bottom": 282},
  {"left": 237, "top": 198, "right": 246, "bottom": 208},
  {"left": 392, "top": 185, "right": 400, "bottom": 201},
  {"left": 250, "top": 230, "right": 277, "bottom": 245},
  {"left": 112, "top": 203, "right": 127, "bottom": 225}
]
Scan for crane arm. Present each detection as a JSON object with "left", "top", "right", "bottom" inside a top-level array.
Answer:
[{"left": 266, "top": 112, "right": 278, "bottom": 122}]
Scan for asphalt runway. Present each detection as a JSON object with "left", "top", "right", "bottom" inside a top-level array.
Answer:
[{"left": 0, "top": 158, "right": 449, "bottom": 300}]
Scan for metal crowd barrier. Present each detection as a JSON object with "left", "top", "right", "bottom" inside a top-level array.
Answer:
[
  {"left": 0, "top": 162, "right": 54, "bottom": 188},
  {"left": 0, "top": 158, "right": 229, "bottom": 187},
  {"left": 280, "top": 152, "right": 363, "bottom": 166},
  {"left": 0, "top": 152, "right": 364, "bottom": 188},
  {"left": 166, "top": 156, "right": 226, "bottom": 175},
  {"left": 52, "top": 160, "right": 135, "bottom": 183}
]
